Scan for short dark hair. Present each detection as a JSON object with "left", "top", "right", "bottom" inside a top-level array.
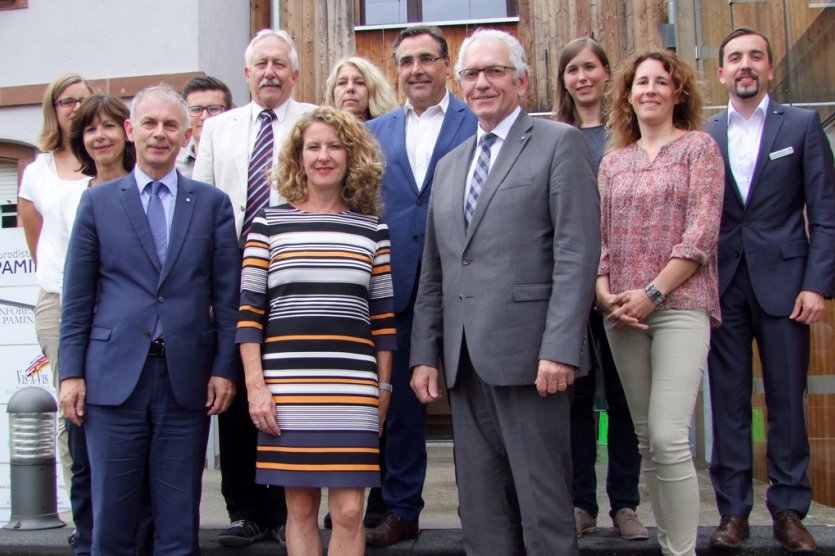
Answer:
[
  {"left": 69, "top": 94, "right": 136, "bottom": 176},
  {"left": 391, "top": 25, "right": 449, "bottom": 62},
  {"left": 718, "top": 27, "right": 773, "bottom": 67},
  {"left": 181, "top": 75, "right": 233, "bottom": 109}
]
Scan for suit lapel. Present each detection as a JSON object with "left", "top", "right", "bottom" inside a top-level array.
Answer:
[
  {"left": 234, "top": 107, "right": 251, "bottom": 189},
  {"left": 390, "top": 110, "right": 420, "bottom": 194},
  {"left": 709, "top": 111, "right": 745, "bottom": 207},
  {"left": 747, "top": 100, "right": 784, "bottom": 204},
  {"left": 465, "top": 113, "right": 533, "bottom": 245},
  {"left": 422, "top": 99, "right": 465, "bottom": 192},
  {"left": 159, "top": 174, "right": 194, "bottom": 285},
  {"left": 121, "top": 175, "right": 162, "bottom": 271}
]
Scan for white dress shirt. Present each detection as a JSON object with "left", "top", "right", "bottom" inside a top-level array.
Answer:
[
  {"left": 405, "top": 90, "right": 450, "bottom": 190},
  {"left": 463, "top": 106, "right": 522, "bottom": 207},
  {"left": 727, "top": 94, "right": 769, "bottom": 203}
]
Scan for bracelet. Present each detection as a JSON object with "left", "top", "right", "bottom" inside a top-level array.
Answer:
[
  {"left": 643, "top": 283, "right": 665, "bottom": 306},
  {"left": 378, "top": 382, "right": 393, "bottom": 393}
]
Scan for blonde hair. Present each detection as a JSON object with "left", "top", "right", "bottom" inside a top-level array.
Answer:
[
  {"left": 324, "top": 57, "right": 399, "bottom": 120},
  {"left": 275, "top": 106, "right": 384, "bottom": 215},
  {"left": 607, "top": 50, "right": 704, "bottom": 149},
  {"left": 39, "top": 73, "right": 93, "bottom": 152}
]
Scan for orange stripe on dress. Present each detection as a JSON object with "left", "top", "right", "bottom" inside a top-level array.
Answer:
[
  {"left": 372, "top": 328, "right": 396, "bottom": 336},
  {"left": 258, "top": 446, "right": 379, "bottom": 454},
  {"left": 370, "top": 312, "right": 395, "bottom": 320},
  {"left": 237, "top": 320, "right": 263, "bottom": 330},
  {"left": 273, "top": 251, "right": 372, "bottom": 262},
  {"left": 272, "top": 395, "right": 379, "bottom": 405},
  {"left": 264, "top": 378, "right": 377, "bottom": 386},
  {"left": 239, "top": 305, "right": 265, "bottom": 315},
  {"left": 257, "top": 463, "right": 379, "bottom": 472},
  {"left": 371, "top": 264, "right": 391, "bottom": 275},
  {"left": 243, "top": 258, "right": 269, "bottom": 268},
  {"left": 265, "top": 334, "right": 374, "bottom": 346}
]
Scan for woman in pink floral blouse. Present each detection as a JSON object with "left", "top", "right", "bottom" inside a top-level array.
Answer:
[{"left": 596, "top": 50, "right": 723, "bottom": 556}]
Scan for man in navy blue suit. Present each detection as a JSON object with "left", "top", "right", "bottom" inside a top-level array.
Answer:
[
  {"left": 59, "top": 84, "right": 240, "bottom": 555},
  {"left": 364, "top": 25, "right": 477, "bottom": 546},
  {"left": 706, "top": 28, "right": 835, "bottom": 553}
]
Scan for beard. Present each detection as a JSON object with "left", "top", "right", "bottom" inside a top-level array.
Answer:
[{"left": 734, "top": 73, "right": 761, "bottom": 99}]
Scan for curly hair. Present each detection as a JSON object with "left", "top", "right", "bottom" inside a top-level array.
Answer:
[
  {"left": 69, "top": 94, "right": 135, "bottom": 176},
  {"left": 607, "top": 50, "right": 703, "bottom": 149},
  {"left": 274, "top": 106, "right": 384, "bottom": 216},
  {"left": 555, "top": 37, "right": 611, "bottom": 127},
  {"left": 324, "top": 57, "right": 399, "bottom": 121}
]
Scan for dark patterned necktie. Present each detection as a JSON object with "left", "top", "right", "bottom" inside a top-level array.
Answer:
[
  {"left": 464, "top": 133, "right": 498, "bottom": 230},
  {"left": 243, "top": 109, "right": 277, "bottom": 239}
]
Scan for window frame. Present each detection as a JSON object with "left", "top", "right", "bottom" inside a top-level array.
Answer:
[{"left": 358, "top": 0, "right": 518, "bottom": 29}]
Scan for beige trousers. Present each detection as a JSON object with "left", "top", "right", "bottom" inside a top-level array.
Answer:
[{"left": 605, "top": 309, "right": 709, "bottom": 556}]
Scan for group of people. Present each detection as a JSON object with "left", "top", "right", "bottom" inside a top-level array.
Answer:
[{"left": 16, "top": 21, "right": 832, "bottom": 556}]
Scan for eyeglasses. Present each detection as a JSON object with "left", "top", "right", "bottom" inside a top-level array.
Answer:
[
  {"left": 54, "top": 98, "right": 86, "bottom": 108},
  {"left": 458, "top": 66, "right": 515, "bottom": 83},
  {"left": 397, "top": 54, "right": 444, "bottom": 70},
  {"left": 188, "top": 104, "right": 226, "bottom": 117}
]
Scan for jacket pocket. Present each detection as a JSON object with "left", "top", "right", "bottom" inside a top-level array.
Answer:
[
  {"left": 781, "top": 240, "right": 808, "bottom": 259},
  {"left": 89, "top": 326, "right": 111, "bottom": 341},
  {"left": 513, "top": 283, "right": 552, "bottom": 302}
]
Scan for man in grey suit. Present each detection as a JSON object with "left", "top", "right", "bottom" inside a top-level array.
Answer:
[{"left": 410, "top": 29, "right": 600, "bottom": 555}]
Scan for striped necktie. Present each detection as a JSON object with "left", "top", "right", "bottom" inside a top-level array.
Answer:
[
  {"left": 464, "top": 133, "right": 498, "bottom": 229},
  {"left": 243, "top": 109, "right": 277, "bottom": 239}
]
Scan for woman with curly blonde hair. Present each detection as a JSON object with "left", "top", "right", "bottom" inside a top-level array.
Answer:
[
  {"left": 238, "top": 106, "right": 395, "bottom": 555},
  {"left": 325, "top": 57, "right": 399, "bottom": 122},
  {"left": 596, "top": 50, "right": 724, "bottom": 556}
]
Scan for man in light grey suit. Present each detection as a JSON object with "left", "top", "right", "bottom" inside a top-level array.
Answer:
[
  {"left": 192, "top": 29, "right": 315, "bottom": 546},
  {"left": 410, "top": 29, "right": 600, "bottom": 555}
]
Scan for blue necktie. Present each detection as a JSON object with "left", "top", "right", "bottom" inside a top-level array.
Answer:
[
  {"left": 464, "top": 133, "right": 498, "bottom": 230},
  {"left": 243, "top": 110, "right": 277, "bottom": 239},
  {"left": 146, "top": 181, "right": 168, "bottom": 265}
]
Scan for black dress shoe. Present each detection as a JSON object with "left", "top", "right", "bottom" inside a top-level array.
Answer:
[
  {"left": 774, "top": 510, "right": 816, "bottom": 553},
  {"left": 217, "top": 520, "right": 269, "bottom": 547},
  {"left": 365, "top": 511, "right": 419, "bottom": 547},
  {"left": 709, "top": 516, "right": 749, "bottom": 548}
]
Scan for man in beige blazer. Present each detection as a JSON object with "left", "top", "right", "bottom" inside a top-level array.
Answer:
[
  {"left": 410, "top": 29, "right": 600, "bottom": 555},
  {"left": 192, "top": 29, "right": 315, "bottom": 547}
]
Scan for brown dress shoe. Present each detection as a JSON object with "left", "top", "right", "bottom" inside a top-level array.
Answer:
[
  {"left": 709, "top": 516, "right": 749, "bottom": 548},
  {"left": 773, "top": 510, "right": 816, "bottom": 553},
  {"left": 365, "top": 511, "right": 419, "bottom": 547}
]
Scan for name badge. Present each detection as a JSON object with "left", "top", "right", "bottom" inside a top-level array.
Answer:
[{"left": 769, "top": 146, "right": 794, "bottom": 160}]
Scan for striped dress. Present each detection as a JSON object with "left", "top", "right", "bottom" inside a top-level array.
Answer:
[{"left": 236, "top": 205, "right": 396, "bottom": 488}]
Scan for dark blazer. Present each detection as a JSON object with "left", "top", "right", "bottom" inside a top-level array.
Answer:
[
  {"left": 706, "top": 100, "right": 835, "bottom": 316},
  {"left": 367, "top": 95, "right": 477, "bottom": 314},
  {"left": 410, "top": 112, "right": 600, "bottom": 387},
  {"left": 59, "top": 173, "right": 241, "bottom": 410}
]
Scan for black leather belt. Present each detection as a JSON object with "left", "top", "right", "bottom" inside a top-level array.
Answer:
[{"left": 148, "top": 339, "right": 165, "bottom": 357}]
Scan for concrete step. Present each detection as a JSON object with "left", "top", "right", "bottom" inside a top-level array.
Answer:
[{"left": 2, "top": 526, "right": 833, "bottom": 555}]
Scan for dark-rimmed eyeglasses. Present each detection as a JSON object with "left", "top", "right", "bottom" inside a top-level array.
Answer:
[
  {"left": 54, "top": 98, "right": 86, "bottom": 108},
  {"left": 458, "top": 66, "right": 515, "bottom": 83},
  {"left": 397, "top": 55, "right": 444, "bottom": 70},
  {"left": 188, "top": 104, "right": 226, "bottom": 117}
]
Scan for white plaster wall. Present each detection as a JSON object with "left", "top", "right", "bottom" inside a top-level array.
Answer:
[{"left": 0, "top": 0, "right": 251, "bottom": 146}]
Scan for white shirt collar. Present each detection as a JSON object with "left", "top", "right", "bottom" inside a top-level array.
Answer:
[
  {"left": 476, "top": 106, "right": 522, "bottom": 143},
  {"left": 404, "top": 90, "right": 450, "bottom": 116},
  {"left": 728, "top": 94, "right": 770, "bottom": 124},
  {"left": 250, "top": 99, "right": 291, "bottom": 125}
]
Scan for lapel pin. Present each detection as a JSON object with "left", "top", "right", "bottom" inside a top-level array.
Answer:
[{"left": 186, "top": 197, "right": 191, "bottom": 203}]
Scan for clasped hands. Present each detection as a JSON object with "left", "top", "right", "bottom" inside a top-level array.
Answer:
[{"left": 597, "top": 288, "right": 655, "bottom": 330}]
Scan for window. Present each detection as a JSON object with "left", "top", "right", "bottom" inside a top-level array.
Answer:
[
  {"left": 0, "top": 162, "right": 18, "bottom": 228},
  {"left": 361, "top": 0, "right": 517, "bottom": 26}
]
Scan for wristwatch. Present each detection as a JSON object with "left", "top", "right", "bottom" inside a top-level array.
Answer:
[
  {"left": 379, "top": 382, "right": 393, "bottom": 393},
  {"left": 643, "top": 283, "right": 665, "bottom": 306}
]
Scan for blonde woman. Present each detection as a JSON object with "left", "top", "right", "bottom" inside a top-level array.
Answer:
[{"left": 325, "top": 57, "right": 398, "bottom": 121}]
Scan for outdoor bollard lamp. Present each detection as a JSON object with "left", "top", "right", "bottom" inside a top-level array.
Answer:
[{"left": 4, "top": 386, "right": 65, "bottom": 530}]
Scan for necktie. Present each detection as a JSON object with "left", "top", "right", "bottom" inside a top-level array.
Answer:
[
  {"left": 464, "top": 133, "right": 498, "bottom": 229},
  {"left": 243, "top": 109, "right": 277, "bottom": 239},
  {"left": 146, "top": 181, "right": 168, "bottom": 265}
]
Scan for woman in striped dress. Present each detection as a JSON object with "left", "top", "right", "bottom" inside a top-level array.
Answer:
[{"left": 237, "top": 106, "right": 395, "bottom": 555}]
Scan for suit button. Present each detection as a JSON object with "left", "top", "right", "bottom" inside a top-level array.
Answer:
[
  {"left": 158, "top": 296, "right": 165, "bottom": 303},
  {"left": 462, "top": 258, "right": 471, "bottom": 265},
  {"left": 417, "top": 199, "right": 424, "bottom": 207},
  {"left": 412, "top": 235, "right": 419, "bottom": 241},
  {"left": 459, "top": 295, "right": 463, "bottom": 300},
  {"left": 143, "top": 331, "right": 151, "bottom": 338},
  {"left": 239, "top": 205, "right": 246, "bottom": 212}
]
